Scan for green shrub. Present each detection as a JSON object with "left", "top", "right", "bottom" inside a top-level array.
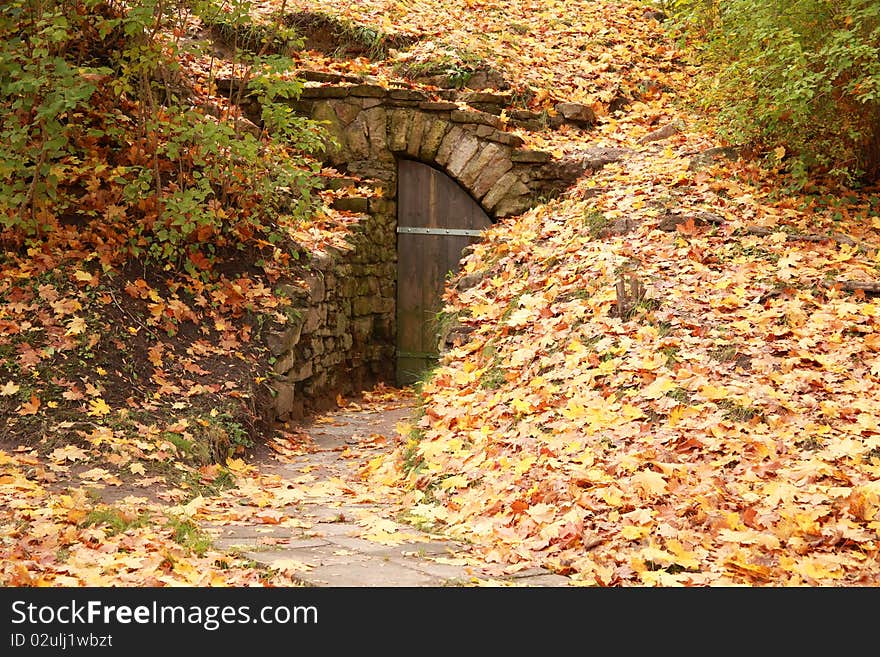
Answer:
[
  {"left": 0, "top": 0, "right": 326, "bottom": 272},
  {"left": 664, "top": 0, "right": 880, "bottom": 187}
]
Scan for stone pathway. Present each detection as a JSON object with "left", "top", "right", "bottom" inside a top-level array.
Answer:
[{"left": 209, "top": 396, "right": 570, "bottom": 587}]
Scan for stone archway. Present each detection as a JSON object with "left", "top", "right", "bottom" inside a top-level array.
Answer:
[{"left": 261, "top": 77, "right": 625, "bottom": 419}]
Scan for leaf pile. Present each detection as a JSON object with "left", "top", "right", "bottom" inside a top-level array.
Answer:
[
  {"left": 4, "top": 0, "right": 880, "bottom": 587},
  {"left": 257, "top": 0, "right": 681, "bottom": 115}
]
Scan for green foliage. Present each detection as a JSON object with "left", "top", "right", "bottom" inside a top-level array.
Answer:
[
  {"left": 664, "top": 0, "right": 880, "bottom": 187},
  {"left": 165, "top": 515, "right": 212, "bottom": 555},
  {"left": 81, "top": 506, "right": 151, "bottom": 535},
  {"left": 0, "top": 0, "right": 111, "bottom": 232},
  {"left": 393, "top": 46, "right": 486, "bottom": 89},
  {"left": 0, "top": 0, "right": 326, "bottom": 271}
]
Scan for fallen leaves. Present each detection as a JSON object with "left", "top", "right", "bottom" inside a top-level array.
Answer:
[{"left": 2, "top": 0, "right": 879, "bottom": 589}]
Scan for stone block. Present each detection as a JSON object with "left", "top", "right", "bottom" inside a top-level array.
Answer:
[
  {"left": 389, "top": 89, "right": 428, "bottom": 102},
  {"left": 273, "top": 349, "right": 297, "bottom": 375},
  {"left": 353, "top": 297, "right": 372, "bottom": 316},
  {"left": 435, "top": 126, "right": 466, "bottom": 167},
  {"left": 297, "top": 70, "right": 363, "bottom": 84},
  {"left": 304, "top": 271, "right": 325, "bottom": 303},
  {"left": 385, "top": 99, "right": 420, "bottom": 108},
  {"left": 457, "top": 91, "right": 513, "bottom": 106},
  {"left": 493, "top": 191, "right": 532, "bottom": 217},
  {"left": 273, "top": 381, "right": 297, "bottom": 421},
  {"left": 405, "top": 111, "right": 428, "bottom": 158},
  {"left": 450, "top": 109, "right": 502, "bottom": 129},
  {"left": 331, "top": 197, "right": 370, "bottom": 213},
  {"left": 471, "top": 153, "right": 514, "bottom": 199},
  {"left": 368, "top": 198, "right": 396, "bottom": 215},
  {"left": 510, "top": 150, "right": 552, "bottom": 164},
  {"left": 459, "top": 143, "right": 508, "bottom": 189},
  {"left": 474, "top": 125, "right": 524, "bottom": 147},
  {"left": 388, "top": 109, "right": 414, "bottom": 152},
  {"left": 363, "top": 107, "right": 388, "bottom": 157},
  {"left": 333, "top": 102, "right": 361, "bottom": 126},
  {"left": 301, "top": 86, "right": 350, "bottom": 99},
  {"left": 287, "top": 361, "right": 313, "bottom": 382},
  {"left": 446, "top": 135, "right": 481, "bottom": 178},
  {"left": 265, "top": 317, "right": 304, "bottom": 356},
  {"left": 344, "top": 116, "right": 370, "bottom": 160},
  {"left": 303, "top": 305, "right": 326, "bottom": 333},
  {"left": 349, "top": 84, "right": 387, "bottom": 98},
  {"left": 419, "top": 101, "right": 458, "bottom": 112},
  {"left": 311, "top": 101, "right": 345, "bottom": 164},
  {"left": 481, "top": 170, "right": 521, "bottom": 208},
  {"left": 352, "top": 317, "right": 373, "bottom": 341},
  {"left": 555, "top": 102, "right": 596, "bottom": 126},
  {"left": 419, "top": 119, "right": 450, "bottom": 161},
  {"left": 374, "top": 297, "right": 394, "bottom": 314}
]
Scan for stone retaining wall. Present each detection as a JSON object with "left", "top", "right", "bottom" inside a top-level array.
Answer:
[{"left": 268, "top": 200, "right": 397, "bottom": 421}]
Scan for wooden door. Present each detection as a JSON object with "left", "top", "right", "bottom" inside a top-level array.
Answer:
[{"left": 396, "top": 159, "right": 492, "bottom": 385}]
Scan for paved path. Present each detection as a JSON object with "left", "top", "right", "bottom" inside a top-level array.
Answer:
[{"left": 209, "top": 397, "right": 570, "bottom": 587}]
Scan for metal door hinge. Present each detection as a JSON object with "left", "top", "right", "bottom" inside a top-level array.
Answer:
[{"left": 397, "top": 226, "right": 484, "bottom": 237}]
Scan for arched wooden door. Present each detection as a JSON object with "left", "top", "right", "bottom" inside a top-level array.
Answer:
[{"left": 396, "top": 159, "right": 492, "bottom": 385}]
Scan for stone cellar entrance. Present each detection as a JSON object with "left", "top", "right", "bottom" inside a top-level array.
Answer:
[{"left": 265, "top": 77, "right": 605, "bottom": 418}]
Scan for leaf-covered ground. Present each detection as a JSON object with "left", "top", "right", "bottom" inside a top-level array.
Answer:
[
  {"left": 314, "top": 0, "right": 879, "bottom": 585},
  {"left": 3, "top": 0, "right": 880, "bottom": 586}
]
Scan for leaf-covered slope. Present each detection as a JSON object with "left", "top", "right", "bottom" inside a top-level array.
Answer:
[{"left": 376, "top": 142, "right": 880, "bottom": 585}]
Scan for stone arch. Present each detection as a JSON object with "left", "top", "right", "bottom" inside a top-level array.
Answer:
[{"left": 294, "top": 83, "right": 569, "bottom": 220}]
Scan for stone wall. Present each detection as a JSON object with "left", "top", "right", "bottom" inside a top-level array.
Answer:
[{"left": 268, "top": 198, "right": 397, "bottom": 422}]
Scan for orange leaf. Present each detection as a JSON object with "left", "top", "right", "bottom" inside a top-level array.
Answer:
[
  {"left": 188, "top": 250, "right": 212, "bottom": 270},
  {"left": 510, "top": 499, "right": 529, "bottom": 514},
  {"left": 675, "top": 217, "right": 698, "bottom": 236},
  {"left": 19, "top": 394, "right": 40, "bottom": 415}
]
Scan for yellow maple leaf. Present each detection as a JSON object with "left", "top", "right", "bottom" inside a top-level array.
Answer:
[
  {"left": 88, "top": 397, "right": 111, "bottom": 416},
  {"left": 621, "top": 525, "right": 650, "bottom": 540},
  {"left": 599, "top": 486, "right": 624, "bottom": 507},
  {"left": 505, "top": 306, "right": 534, "bottom": 327},
  {"left": 631, "top": 470, "right": 668, "bottom": 497},
  {"left": 699, "top": 384, "right": 729, "bottom": 401},
  {"left": 50, "top": 445, "right": 89, "bottom": 463},
  {"left": 0, "top": 380, "right": 20, "bottom": 396},
  {"left": 438, "top": 474, "right": 468, "bottom": 491},
  {"left": 643, "top": 376, "right": 675, "bottom": 400},
  {"left": 268, "top": 558, "right": 314, "bottom": 574},
  {"left": 666, "top": 540, "right": 701, "bottom": 569}
]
